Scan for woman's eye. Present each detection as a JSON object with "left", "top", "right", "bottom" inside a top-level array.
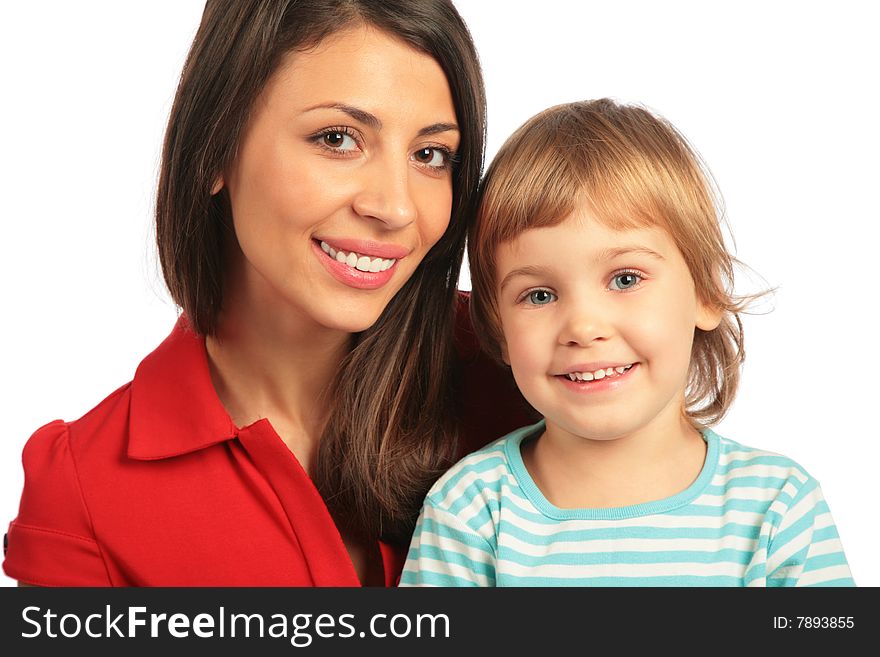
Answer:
[
  {"left": 319, "top": 130, "right": 358, "bottom": 151},
  {"left": 413, "top": 147, "right": 450, "bottom": 169},
  {"left": 609, "top": 272, "right": 642, "bottom": 290},
  {"left": 526, "top": 289, "right": 556, "bottom": 305}
]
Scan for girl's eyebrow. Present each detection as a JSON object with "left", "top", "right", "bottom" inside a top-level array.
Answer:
[
  {"left": 598, "top": 246, "right": 665, "bottom": 261},
  {"left": 499, "top": 265, "right": 553, "bottom": 291}
]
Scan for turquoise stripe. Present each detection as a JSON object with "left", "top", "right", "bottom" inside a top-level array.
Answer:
[
  {"left": 719, "top": 454, "right": 798, "bottom": 468},
  {"left": 743, "top": 563, "right": 766, "bottom": 585},
  {"left": 417, "top": 514, "right": 494, "bottom": 553},
  {"left": 717, "top": 439, "right": 760, "bottom": 454},
  {"left": 400, "top": 570, "right": 487, "bottom": 587},
  {"left": 406, "top": 544, "right": 495, "bottom": 575},
  {"left": 805, "top": 577, "right": 856, "bottom": 587},
  {"left": 666, "top": 503, "right": 772, "bottom": 517},
  {"left": 803, "top": 551, "right": 849, "bottom": 573},
  {"left": 497, "top": 574, "right": 744, "bottom": 587},
  {"left": 812, "top": 525, "right": 841, "bottom": 542},
  {"left": 498, "top": 521, "right": 762, "bottom": 544},
  {"left": 692, "top": 497, "right": 785, "bottom": 514},
  {"left": 496, "top": 547, "right": 756, "bottom": 567}
]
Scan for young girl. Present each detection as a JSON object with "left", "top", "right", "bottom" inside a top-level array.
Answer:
[{"left": 400, "top": 99, "right": 854, "bottom": 587}]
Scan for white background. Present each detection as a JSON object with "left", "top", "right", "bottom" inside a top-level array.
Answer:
[{"left": 1, "top": 1, "right": 877, "bottom": 587}]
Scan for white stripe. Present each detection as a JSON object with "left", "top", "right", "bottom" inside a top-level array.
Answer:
[
  {"left": 411, "top": 531, "right": 494, "bottom": 566},
  {"left": 813, "top": 512, "right": 835, "bottom": 531},
  {"left": 797, "top": 564, "right": 853, "bottom": 586},
  {"left": 808, "top": 538, "right": 846, "bottom": 558}
]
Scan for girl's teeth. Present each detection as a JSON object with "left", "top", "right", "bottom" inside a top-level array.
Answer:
[{"left": 565, "top": 364, "right": 633, "bottom": 382}]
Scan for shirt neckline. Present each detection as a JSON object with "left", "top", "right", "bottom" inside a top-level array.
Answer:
[{"left": 504, "top": 419, "right": 720, "bottom": 520}]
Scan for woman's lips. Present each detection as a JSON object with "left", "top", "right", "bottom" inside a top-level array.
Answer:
[{"left": 312, "top": 239, "right": 399, "bottom": 290}]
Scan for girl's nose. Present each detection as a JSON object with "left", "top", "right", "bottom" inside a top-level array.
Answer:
[
  {"left": 557, "top": 301, "right": 613, "bottom": 347},
  {"left": 351, "top": 154, "right": 418, "bottom": 229}
]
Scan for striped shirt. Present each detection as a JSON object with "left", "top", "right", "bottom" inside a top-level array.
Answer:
[{"left": 400, "top": 421, "right": 854, "bottom": 587}]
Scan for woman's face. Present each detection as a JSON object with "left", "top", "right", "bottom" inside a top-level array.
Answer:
[{"left": 220, "top": 25, "right": 459, "bottom": 333}]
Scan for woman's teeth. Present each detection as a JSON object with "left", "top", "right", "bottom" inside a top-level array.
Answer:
[
  {"left": 565, "top": 364, "right": 633, "bottom": 381},
  {"left": 320, "top": 241, "right": 396, "bottom": 273}
]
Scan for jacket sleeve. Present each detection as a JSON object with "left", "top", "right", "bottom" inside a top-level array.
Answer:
[{"left": 3, "top": 420, "right": 111, "bottom": 586}]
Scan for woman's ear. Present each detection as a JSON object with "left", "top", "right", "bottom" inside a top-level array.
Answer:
[
  {"left": 210, "top": 176, "right": 224, "bottom": 195},
  {"left": 499, "top": 340, "right": 510, "bottom": 366}
]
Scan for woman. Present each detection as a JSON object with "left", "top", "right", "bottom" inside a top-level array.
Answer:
[{"left": 3, "top": 0, "right": 532, "bottom": 586}]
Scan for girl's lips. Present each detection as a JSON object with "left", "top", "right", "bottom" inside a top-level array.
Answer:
[
  {"left": 555, "top": 362, "right": 639, "bottom": 394},
  {"left": 312, "top": 239, "right": 398, "bottom": 290}
]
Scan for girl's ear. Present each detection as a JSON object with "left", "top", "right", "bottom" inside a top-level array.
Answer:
[
  {"left": 696, "top": 301, "right": 723, "bottom": 331},
  {"left": 210, "top": 176, "right": 224, "bottom": 195}
]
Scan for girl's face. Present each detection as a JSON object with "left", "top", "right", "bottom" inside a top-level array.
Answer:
[
  {"left": 219, "top": 25, "right": 459, "bottom": 333},
  {"left": 495, "top": 204, "right": 721, "bottom": 444}
]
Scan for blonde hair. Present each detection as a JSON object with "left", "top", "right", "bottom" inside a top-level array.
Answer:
[{"left": 469, "top": 98, "right": 757, "bottom": 427}]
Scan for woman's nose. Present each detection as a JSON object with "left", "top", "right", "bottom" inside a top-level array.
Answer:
[{"left": 351, "top": 153, "right": 418, "bottom": 229}]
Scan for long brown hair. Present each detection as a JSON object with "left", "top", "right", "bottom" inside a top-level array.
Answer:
[
  {"left": 470, "top": 99, "right": 763, "bottom": 429},
  {"left": 156, "top": 0, "right": 486, "bottom": 542}
]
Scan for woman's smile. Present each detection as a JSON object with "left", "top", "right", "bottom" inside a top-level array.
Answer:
[{"left": 312, "top": 238, "right": 406, "bottom": 290}]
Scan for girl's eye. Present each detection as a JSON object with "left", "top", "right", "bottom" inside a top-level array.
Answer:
[
  {"left": 525, "top": 289, "right": 556, "bottom": 305},
  {"left": 412, "top": 146, "right": 453, "bottom": 170},
  {"left": 609, "top": 272, "right": 642, "bottom": 291},
  {"left": 316, "top": 129, "right": 358, "bottom": 152}
]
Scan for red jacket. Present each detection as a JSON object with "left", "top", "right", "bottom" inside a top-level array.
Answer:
[{"left": 3, "top": 296, "right": 534, "bottom": 586}]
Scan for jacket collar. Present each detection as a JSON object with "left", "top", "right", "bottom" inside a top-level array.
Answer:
[{"left": 128, "top": 316, "right": 238, "bottom": 460}]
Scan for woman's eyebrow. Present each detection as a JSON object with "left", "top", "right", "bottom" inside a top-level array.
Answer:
[
  {"left": 418, "top": 122, "right": 459, "bottom": 137},
  {"left": 499, "top": 265, "right": 552, "bottom": 291},
  {"left": 304, "top": 102, "right": 381, "bottom": 129},
  {"left": 302, "top": 103, "right": 458, "bottom": 137}
]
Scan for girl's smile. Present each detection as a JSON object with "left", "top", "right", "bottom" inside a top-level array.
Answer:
[{"left": 554, "top": 361, "right": 639, "bottom": 394}]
